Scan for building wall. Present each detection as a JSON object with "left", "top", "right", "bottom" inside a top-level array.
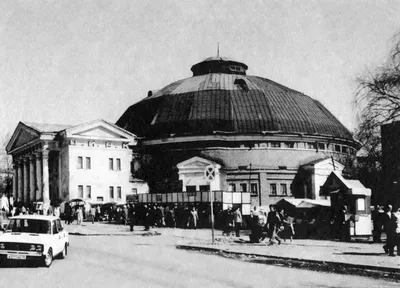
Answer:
[
  {"left": 381, "top": 122, "right": 400, "bottom": 206},
  {"left": 67, "top": 139, "right": 133, "bottom": 203}
]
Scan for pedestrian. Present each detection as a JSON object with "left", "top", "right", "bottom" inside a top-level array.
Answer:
[
  {"left": 233, "top": 207, "right": 242, "bottom": 237},
  {"left": 279, "top": 208, "right": 295, "bottom": 243},
  {"left": 128, "top": 204, "right": 136, "bottom": 231},
  {"left": 77, "top": 206, "right": 83, "bottom": 226},
  {"left": 393, "top": 207, "right": 400, "bottom": 256},
  {"left": 96, "top": 205, "right": 101, "bottom": 222},
  {"left": 267, "top": 205, "right": 282, "bottom": 245},
  {"left": 383, "top": 204, "right": 396, "bottom": 256},
  {"left": 222, "top": 206, "right": 234, "bottom": 236},
  {"left": 372, "top": 205, "right": 384, "bottom": 243},
  {"left": 188, "top": 207, "right": 199, "bottom": 229},
  {"left": 143, "top": 205, "right": 150, "bottom": 231},
  {"left": 53, "top": 206, "right": 60, "bottom": 218},
  {"left": 123, "top": 205, "right": 129, "bottom": 225},
  {"left": 90, "top": 206, "right": 96, "bottom": 224}
]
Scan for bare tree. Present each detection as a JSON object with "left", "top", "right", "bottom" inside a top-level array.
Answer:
[
  {"left": 355, "top": 31, "right": 400, "bottom": 152},
  {"left": 354, "top": 31, "right": 400, "bottom": 203}
]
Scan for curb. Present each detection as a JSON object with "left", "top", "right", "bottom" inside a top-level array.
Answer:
[
  {"left": 177, "top": 245, "right": 400, "bottom": 281},
  {"left": 68, "top": 231, "right": 162, "bottom": 236}
]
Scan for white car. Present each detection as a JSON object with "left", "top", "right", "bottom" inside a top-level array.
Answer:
[{"left": 0, "top": 215, "right": 69, "bottom": 267}]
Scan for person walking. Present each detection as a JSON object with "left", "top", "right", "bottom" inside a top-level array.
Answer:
[
  {"left": 233, "top": 207, "right": 242, "bottom": 237},
  {"left": 128, "top": 204, "right": 136, "bottom": 232},
  {"left": 393, "top": 207, "right": 400, "bottom": 256},
  {"left": 77, "top": 206, "right": 83, "bottom": 226},
  {"left": 383, "top": 204, "right": 396, "bottom": 256},
  {"left": 188, "top": 207, "right": 199, "bottom": 229},
  {"left": 267, "top": 205, "right": 282, "bottom": 245}
]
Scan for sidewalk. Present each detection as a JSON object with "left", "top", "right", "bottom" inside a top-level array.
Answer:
[
  {"left": 176, "top": 232, "right": 400, "bottom": 281},
  {"left": 64, "top": 221, "right": 161, "bottom": 236},
  {"left": 63, "top": 222, "right": 400, "bottom": 280}
]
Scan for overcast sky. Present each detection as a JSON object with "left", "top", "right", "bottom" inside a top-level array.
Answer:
[{"left": 1, "top": 0, "right": 400, "bottom": 152}]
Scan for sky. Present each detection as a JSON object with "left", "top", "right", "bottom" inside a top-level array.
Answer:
[{"left": 1, "top": 0, "right": 400, "bottom": 157}]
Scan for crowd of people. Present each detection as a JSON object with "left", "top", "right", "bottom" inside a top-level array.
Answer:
[
  {"left": 373, "top": 204, "right": 400, "bottom": 257},
  {"left": 247, "top": 204, "right": 295, "bottom": 244}
]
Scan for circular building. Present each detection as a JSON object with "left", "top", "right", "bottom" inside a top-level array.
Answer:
[{"left": 117, "top": 56, "right": 359, "bottom": 209}]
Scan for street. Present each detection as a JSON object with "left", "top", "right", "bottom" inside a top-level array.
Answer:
[{"left": 0, "top": 234, "right": 398, "bottom": 288}]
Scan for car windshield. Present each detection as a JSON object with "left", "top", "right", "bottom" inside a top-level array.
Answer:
[{"left": 7, "top": 219, "right": 51, "bottom": 234}]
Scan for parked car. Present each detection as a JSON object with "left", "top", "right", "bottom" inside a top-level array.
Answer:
[{"left": 0, "top": 215, "right": 69, "bottom": 267}]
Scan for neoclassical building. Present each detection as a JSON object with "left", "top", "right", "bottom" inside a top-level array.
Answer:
[
  {"left": 117, "top": 56, "right": 360, "bottom": 208},
  {"left": 6, "top": 119, "right": 140, "bottom": 209}
]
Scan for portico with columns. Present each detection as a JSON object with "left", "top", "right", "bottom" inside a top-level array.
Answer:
[{"left": 6, "top": 120, "right": 139, "bottom": 209}]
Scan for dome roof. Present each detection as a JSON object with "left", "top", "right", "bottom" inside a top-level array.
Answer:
[{"left": 117, "top": 57, "right": 354, "bottom": 142}]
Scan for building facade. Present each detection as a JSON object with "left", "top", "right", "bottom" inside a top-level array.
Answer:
[
  {"left": 116, "top": 56, "right": 360, "bottom": 208},
  {"left": 381, "top": 121, "right": 400, "bottom": 206},
  {"left": 6, "top": 119, "right": 141, "bottom": 209}
]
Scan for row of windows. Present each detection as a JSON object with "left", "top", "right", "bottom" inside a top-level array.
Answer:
[
  {"left": 241, "top": 142, "right": 356, "bottom": 154},
  {"left": 109, "top": 158, "right": 121, "bottom": 171},
  {"left": 77, "top": 157, "right": 91, "bottom": 169},
  {"left": 228, "top": 183, "right": 258, "bottom": 196},
  {"left": 77, "top": 157, "right": 122, "bottom": 171},
  {"left": 270, "top": 183, "right": 289, "bottom": 196},
  {"left": 77, "top": 185, "right": 122, "bottom": 200},
  {"left": 109, "top": 186, "right": 122, "bottom": 199}
]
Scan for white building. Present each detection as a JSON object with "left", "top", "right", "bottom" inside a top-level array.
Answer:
[{"left": 6, "top": 119, "right": 146, "bottom": 209}]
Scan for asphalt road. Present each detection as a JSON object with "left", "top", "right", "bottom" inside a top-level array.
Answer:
[{"left": 0, "top": 235, "right": 398, "bottom": 288}]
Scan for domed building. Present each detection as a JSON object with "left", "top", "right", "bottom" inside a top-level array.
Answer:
[{"left": 116, "top": 56, "right": 359, "bottom": 212}]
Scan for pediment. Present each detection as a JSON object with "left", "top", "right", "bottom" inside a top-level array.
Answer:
[
  {"left": 177, "top": 156, "right": 220, "bottom": 169},
  {"left": 6, "top": 123, "right": 41, "bottom": 153},
  {"left": 65, "top": 119, "right": 136, "bottom": 142},
  {"left": 73, "top": 126, "right": 125, "bottom": 139}
]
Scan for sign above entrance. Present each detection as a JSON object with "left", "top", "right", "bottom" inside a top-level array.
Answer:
[{"left": 204, "top": 165, "right": 217, "bottom": 182}]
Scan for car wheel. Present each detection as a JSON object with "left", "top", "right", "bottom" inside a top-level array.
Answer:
[
  {"left": 60, "top": 244, "right": 67, "bottom": 259},
  {"left": 43, "top": 248, "right": 53, "bottom": 268}
]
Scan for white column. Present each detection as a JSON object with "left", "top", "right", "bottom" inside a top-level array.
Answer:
[
  {"left": 23, "top": 157, "right": 29, "bottom": 204},
  {"left": 42, "top": 150, "right": 50, "bottom": 208},
  {"left": 17, "top": 161, "right": 23, "bottom": 203},
  {"left": 29, "top": 155, "right": 36, "bottom": 202},
  {"left": 35, "top": 153, "right": 42, "bottom": 201},
  {"left": 12, "top": 163, "right": 18, "bottom": 201}
]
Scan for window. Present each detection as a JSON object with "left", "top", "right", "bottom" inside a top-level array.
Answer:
[
  {"left": 77, "top": 157, "right": 83, "bottom": 169},
  {"left": 240, "top": 183, "right": 247, "bottom": 192},
  {"left": 250, "top": 183, "right": 258, "bottom": 196},
  {"left": 342, "top": 146, "right": 349, "bottom": 154},
  {"left": 270, "top": 183, "right": 277, "bottom": 195},
  {"left": 270, "top": 142, "right": 281, "bottom": 148},
  {"left": 281, "top": 184, "right": 288, "bottom": 195},
  {"left": 52, "top": 220, "right": 58, "bottom": 235},
  {"left": 86, "top": 157, "right": 91, "bottom": 169},
  {"left": 335, "top": 145, "right": 341, "bottom": 152},
  {"left": 186, "top": 186, "right": 196, "bottom": 192},
  {"left": 199, "top": 185, "right": 210, "bottom": 192},
  {"left": 317, "top": 143, "right": 326, "bottom": 151},
  {"left": 109, "top": 158, "right": 114, "bottom": 170},
  {"left": 132, "top": 188, "right": 138, "bottom": 194},
  {"left": 229, "top": 183, "right": 236, "bottom": 192},
  {"left": 86, "top": 185, "right": 91, "bottom": 199},
  {"left": 78, "top": 185, "right": 83, "bottom": 198},
  {"left": 307, "top": 142, "right": 316, "bottom": 149},
  {"left": 96, "top": 196, "right": 104, "bottom": 202},
  {"left": 109, "top": 186, "right": 114, "bottom": 199},
  {"left": 116, "top": 158, "right": 121, "bottom": 170},
  {"left": 56, "top": 220, "right": 63, "bottom": 232},
  {"left": 357, "top": 198, "right": 366, "bottom": 212},
  {"left": 117, "top": 186, "right": 121, "bottom": 199},
  {"left": 283, "top": 142, "right": 295, "bottom": 148}
]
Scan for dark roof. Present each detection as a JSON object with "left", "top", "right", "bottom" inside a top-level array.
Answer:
[{"left": 117, "top": 58, "right": 355, "bottom": 142}]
